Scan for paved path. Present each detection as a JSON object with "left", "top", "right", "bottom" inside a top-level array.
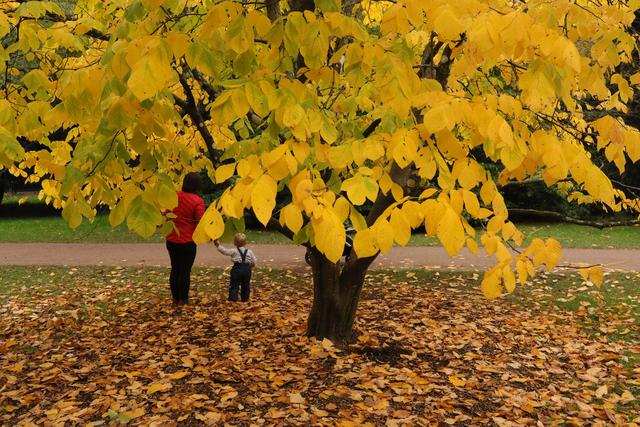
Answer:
[{"left": 1, "top": 243, "right": 640, "bottom": 271}]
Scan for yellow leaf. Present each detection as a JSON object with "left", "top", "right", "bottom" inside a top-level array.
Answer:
[
  {"left": 124, "top": 407, "right": 146, "bottom": 419},
  {"left": 448, "top": 375, "right": 467, "bottom": 387},
  {"left": 147, "top": 382, "right": 172, "bottom": 395},
  {"left": 22, "top": 69, "right": 50, "bottom": 92},
  {"left": 333, "top": 197, "right": 351, "bottom": 222},
  {"left": 293, "top": 178, "right": 313, "bottom": 203},
  {"left": 374, "top": 218, "right": 394, "bottom": 254},
  {"left": 220, "top": 192, "right": 243, "bottom": 218},
  {"left": 321, "top": 338, "right": 333, "bottom": 349},
  {"left": 516, "top": 259, "right": 529, "bottom": 284},
  {"left": 289, "top": 393, "right": 305, "bottom": 404},
  {"left": 584, "top": 266, "right": 604, "bottom": 288},
  {"left": 193, "top": 313, "right": 208, "bottom": 320},
  {"left": 320, "top": 118, "right": 338, "bottom": 144},
  {"left": 193, "top": 206, "right": 224, "bottom": 244},
  {"left": 401, "top": 201, "right": 424, "bottom": 227},
  {"left": 9, "top": 360, "right": 24, "bottom": 372},
  {"left": 422, "top": 103, "right": 452, "bottom": 134},
  {"left": 466, "top": 238, "right": 478, "bottom": 255},
  {"left": 579, "top": 267, "right": 590, "bottom": 281},
  {"left": 390, "top": 209, "right": 411, "bottom": 246},
  {"left": 245, "top": 82, "right": 269, "bottom": 117},
  {"left": 166, "top": 31, "right": 190, "bottom": 59},
  {"left": 353, "top": 228, "right": 378, "bottom": 258},
  {"left": 341, "top": 175, "right": 378, "bottom": 206},
  {"left": 251, "top": 174, "right": 277, "bottom": 226},
  {"left": 434, "top": 7, "right": 464, "bottom": 40},
  {"left": 231, "top": 88, "right": 250, "bottom": 119},
  {"left": 312, "top": 208, "right": 345, "bottom": 263},
  {"left": 127, "top": 196, "right": 162, "bottom": 238},
  {"left": 590, "top": 267, "right": 604, "bottom": 288},
  {"left": 481, "top": 269, "right": 502, "bottom": 299},
  {"left": 503, "top": 265, "right": 516, "bottom": 293},
  {"left": 350, "top": 208, "right": 367, "bottom": 232},
  {"left": 128, "top": 54, "right": 174, "bottom": 101},
  {"left": 544, "top": 238, "right": 562, "bottom": 270},
  {"left": 280, "top": 204, "right": 303, "bottom": 234},
  {"left": 215, "top": 163, "right": 236, "bottom": 183},
  {"left": 462, "top": 190, "right": 481, "bottom": 218},
  {"left": 156, "top": 175, "right": 177, "bottom": 210},
  {"left": 437, "top": 207, "right": 465, "bottom": 256},
  {"left": 373, "top": 398, "right": 389, "bottom": 410},
  {"left": 170, "top": 371, "right": 189, "bottom": 380},
  {"left": 282, "top": 104, "right": 305, "bottom": 128}
]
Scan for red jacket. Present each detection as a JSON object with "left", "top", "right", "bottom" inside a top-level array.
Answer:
[{"left": 166, "top": 191, "right": 206, "bottom": 243}]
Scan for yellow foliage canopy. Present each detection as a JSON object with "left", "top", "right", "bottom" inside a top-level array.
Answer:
[{"left": 0, "top": 0, "right": 637, "bottom": 288}]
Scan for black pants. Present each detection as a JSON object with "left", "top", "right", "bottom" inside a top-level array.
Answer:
[
  {"left": 229, "top": 263, "right": 251, "bottom": 302},
  {"left": 166, "top": 241, "right": 197, "bottom": 303}
]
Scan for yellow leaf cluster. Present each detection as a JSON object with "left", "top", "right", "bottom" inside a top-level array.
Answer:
[{"left": 1, "top": 0, "right": 637, "bottom": 299}]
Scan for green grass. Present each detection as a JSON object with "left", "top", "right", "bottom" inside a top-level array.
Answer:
[
  {"left": 516, "top": 223, "right": 640, "bottom": 249},
  {"left": 3, "top": 197, "right": 640, "bottom": 248},
  {"left": 409, "top": 223, "right": 640, "bottom": 248},
  {"left": 1, "top": 193, "right": 41, "bottom": 205},
  {"left": 0, "top": 215, "right": 165, "bottom": 243},
  {"left": 0, "top": 215, "right": 297, "bottom": 244}
]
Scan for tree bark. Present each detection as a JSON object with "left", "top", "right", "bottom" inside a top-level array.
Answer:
[
  {"left": 306, "top": 163, "right": 412, "bottom": 342},
  {"left": 306, "top": 248, "right": 366, "bottom": 342},
  {"left": 266, "top": 0, "right": 281, "bottom": 21}
]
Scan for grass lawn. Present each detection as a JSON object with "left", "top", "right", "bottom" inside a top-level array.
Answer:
[
  {"left": 3, "top": 194, "right": 640, "bottom": 247},
  {"left": 3, "top": 210, "right": 640, "bottom": 249},
  {"left": 1, "top": 267, "right": 638, "bottom": 425}
]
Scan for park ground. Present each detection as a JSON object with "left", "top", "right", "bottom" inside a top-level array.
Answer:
[
  {"left": 1, "top": 267, "right": 639, "bottom": 425},
  {"left": 1, "top": 199, "right": 640, "bottom": 424}
]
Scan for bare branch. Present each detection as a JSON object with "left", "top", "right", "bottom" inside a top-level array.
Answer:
[
  {"left": 266, "top": 0, "right": 281, "bottom": 21},
  {"left": 175, "top": 65, "right": 221, "bottom": 164},
  {"left": 508, "top": 208, "right": 640, "bottom": 229}
]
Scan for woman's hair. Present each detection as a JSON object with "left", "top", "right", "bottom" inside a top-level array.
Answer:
[
  {"left": 234, "top": 233, "right": 247, "bottom": 247},
  {"left": 181, "top": 172, "right": 202, "bottom": 193}
]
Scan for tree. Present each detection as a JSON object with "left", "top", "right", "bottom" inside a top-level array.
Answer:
[{"left": 1, "top": 0, "right": 639, "bottom": 341}]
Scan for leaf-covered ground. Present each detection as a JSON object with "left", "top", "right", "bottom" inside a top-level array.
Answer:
[{"left": 1, "top": 267, "right": 638, "bottom": 426}]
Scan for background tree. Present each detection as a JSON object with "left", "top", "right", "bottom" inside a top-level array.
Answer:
[{"left": 1, "top": 0, "right": 639, "bottom": 341}]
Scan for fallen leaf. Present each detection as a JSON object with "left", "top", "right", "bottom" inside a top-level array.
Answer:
[
  {"left": 448, "top": 375, "right": 467, "bottom": 387},
  {"left": 289, "top": 392, "right": 305, "bottom": 404},
  {"left": 147, "top": 382, "right": 172, "bottom": 395},
  {"left": 169, "top": 371, "right": 189, "bottom": 380}
]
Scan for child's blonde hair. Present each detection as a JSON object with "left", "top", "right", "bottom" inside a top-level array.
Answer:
[{"left": 234, "top": 233, "right": 247, "bottom": 247}]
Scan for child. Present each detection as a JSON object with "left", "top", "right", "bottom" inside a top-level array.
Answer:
[{"left": 214, "top": 233, "right": 256, "bottom": 302}]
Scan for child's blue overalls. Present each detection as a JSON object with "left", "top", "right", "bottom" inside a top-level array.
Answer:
[{"left": 229, "top": 248, "right": 251, "bottom": 302}]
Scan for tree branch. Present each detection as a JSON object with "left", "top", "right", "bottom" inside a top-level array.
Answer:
[
  {"left": 342, "top": 162, "right": 412, "bottom": 276},
  {"left": 266, "top": 0, "right": 281, "bottom": 21},
  {"left": 191, "top": 68, "right": 218, "bottom": 101},
  {"left": 507, "top": 208, "right": 640, "bottom": 229},
  {"left": 175, "top": 65, "right": 221, "bottom": 164}
]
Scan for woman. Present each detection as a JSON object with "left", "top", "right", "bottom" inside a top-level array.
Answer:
[{"left": 165, "top": 172, "right": 205, "bottom": 305}]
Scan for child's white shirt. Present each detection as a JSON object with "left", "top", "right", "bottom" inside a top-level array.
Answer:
[{"left": 217, "top": 244, "right": 257, "bottom": 266}]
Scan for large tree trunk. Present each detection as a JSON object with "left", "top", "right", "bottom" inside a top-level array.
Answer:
[
  {"left": 306, "top": 248, "right": 367, "bottom": 342},
  {"left": 305, "top": 164, "right": 412, "bottom": 342}
]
